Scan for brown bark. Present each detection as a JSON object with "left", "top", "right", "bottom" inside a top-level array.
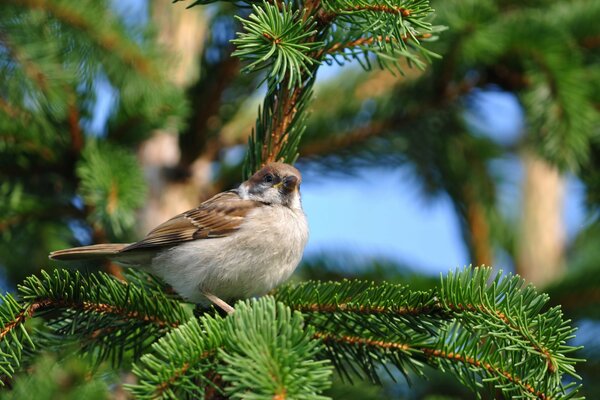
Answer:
[
  {"left": 465, "top": 194, "right": 493, "bottom": 267},
  {"left": 151, "top": 0, "right": 206, "bottom": 87},
  {"left": 137, "top": 1, "right": 209, "bottom": 234},
  {"left": 516, "top": 151, "right": 565, "bottom": 287}
]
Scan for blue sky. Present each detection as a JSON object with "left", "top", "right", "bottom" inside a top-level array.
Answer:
[
  {"left": 300, "top": 75, "right": 588, "bottom": 275},
  {"left": 301, "top": 166, "right": 467, "bottom": 272},
  {"left": 300, "top": 160, "right": 587, "bottom": 275}
]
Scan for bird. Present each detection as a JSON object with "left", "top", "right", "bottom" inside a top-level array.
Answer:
[{"left": 49, "top": 162, "right": 309, "bottom": 314}]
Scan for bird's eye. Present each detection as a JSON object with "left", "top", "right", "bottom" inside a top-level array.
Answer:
[{"left": 263, "top": 174, "right": 274, "bottom": 183}]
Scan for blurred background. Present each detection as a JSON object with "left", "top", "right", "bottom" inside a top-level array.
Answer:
[{"left": 1, "top": 0, "right": 600, "bottom": 398}]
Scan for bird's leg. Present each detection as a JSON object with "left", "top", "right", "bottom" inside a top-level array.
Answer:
[{"left": 202, "top": 291, "right": 235, "bottom": 314}]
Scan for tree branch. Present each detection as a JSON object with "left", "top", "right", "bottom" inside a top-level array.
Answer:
[
  {"left": 325, "top": 33, "right": 432, "bottom": 55},
  {"left": 179, "top": 56, "right": 241, "bottom": 168},
  {"left": 0, "top": 31, "right": 48, "bottom": 91},
  {"left": 446, "top": 300, "right": 557, "bottom": 374},
  {"left": 0, "top": 295, "right": 181, "bottom": 343},
  {"left": 67, "top": 99, "right": 83, "bottom": 154},
  {"left": 316, "top": 331, "right": 551, "bottom": 400},
  {"left": 319, "top": 4, "right": 413, "bottom": 23},
  {"left": 264, "top": 78, "right": 307, "bottom": 164},
  {"left": 421, "top": 347, "right": 550, "bottom": 400},
  {"left": 300, "top": 121, "right": 390, "bottom": 157},
  {"left": 153, "top": 350, "right": 220, "bottom": 398},
  {"left": 10, "top": 0, "right": 158, "bottom": 79},
  {"left": 293, "top": 301, "right": 441, "bottom": 316},
  {"left": 0, "top": 301, "right": 48, "bottom": 341}
]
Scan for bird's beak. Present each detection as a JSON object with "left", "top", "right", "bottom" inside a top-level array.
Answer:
[{"left": 281, "top": 176, "right": 299, "bottom": 192}]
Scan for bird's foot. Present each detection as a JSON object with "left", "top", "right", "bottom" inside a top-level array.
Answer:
[{"left": 202, "top": 291, "right": 235, "bottom": 314}]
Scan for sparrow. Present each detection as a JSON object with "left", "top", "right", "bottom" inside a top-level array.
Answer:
[{"left": 49, "top": 162, "right": 308, "bottom": 314}]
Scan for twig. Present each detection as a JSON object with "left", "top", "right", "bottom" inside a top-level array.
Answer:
[
  {"left": 300, "top": 121, "right": 389, "bottom": 157},
  {"left": 10, "top": 0, "right": 158, "bottom": 78},
  {"left": 319, "top": 4, "right": 412, "bottom": 23},
  {"left": 325, "top": 33, "right": 432, "bottom": 55},
  {"left": 315, "top": 332, "right": 551, "bottom": 400},
  {"left": 67, "top": 99, "right": 83, "bottom": 154},
  {"left": 445, "top": 301, "right": 557, "bottom": 374},
  {"left": 293, "top": 301, "right": 441, "bottom": 316},
  {"left": 0, "top": 296, "right": 180, "bottom": 343}
]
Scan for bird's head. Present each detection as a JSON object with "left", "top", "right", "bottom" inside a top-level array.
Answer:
[{"left": 240, "top": 162, "right": 303, "bottom": 209}]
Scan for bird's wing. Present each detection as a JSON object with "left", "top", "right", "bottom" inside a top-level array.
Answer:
[{"left": 123, "top": 190, "right": 263, "bottom": 251}]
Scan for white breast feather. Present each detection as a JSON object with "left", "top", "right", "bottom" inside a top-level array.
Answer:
[{"left": 148, "top": 205, "right": 308, "bottom": 305}]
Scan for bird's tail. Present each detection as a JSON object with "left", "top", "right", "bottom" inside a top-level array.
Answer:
[{"left": 49, "top": 243, "right": 130, "bottom": 261}]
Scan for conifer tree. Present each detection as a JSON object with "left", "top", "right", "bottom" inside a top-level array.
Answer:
[
  {"left": 291, "top": 0, "right": 600, "bottom": 395},
  {"left": 1, "top": 0, "right": 188, "bottom": 282},
  {"left": 0, "top": 0, "right": 590, "bottom": 398}
]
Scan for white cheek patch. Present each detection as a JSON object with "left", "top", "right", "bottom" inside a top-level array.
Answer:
[
  {"left": 238, "top": 183, "right": 250, "bottom": 199},
  {"left": 261, "top": 189, "right": 282, "bottom": 204}
]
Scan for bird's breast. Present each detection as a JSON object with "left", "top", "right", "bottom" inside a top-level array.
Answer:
[
  {"left": 238, "top": 205, "right": 309, "bottom": 267},
  {"left": 149, "top": 204, "right": 308, "bottom": 303}
]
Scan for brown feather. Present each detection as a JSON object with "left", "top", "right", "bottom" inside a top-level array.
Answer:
[
  {"left": 49, "top": 243, "right": 129, "bottom": 261},
  {"left": 122, "top": 190, "right": 263, "bottom": 251}
]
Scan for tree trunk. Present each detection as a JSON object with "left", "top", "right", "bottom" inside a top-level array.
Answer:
[
  {"left": 516, "top": 151, "right": 566, "bottom": 287},
  {"left": 465, "top": 194, "right": 493, "bottom": 268},
  {"left": 137, "top": 1, "right": 210, "bottom": 234}
]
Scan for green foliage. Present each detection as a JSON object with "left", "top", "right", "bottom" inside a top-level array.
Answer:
[
  {"left": 277, "top": 280, "right": 437, "bottom": 384},
  {"left": 0, "top": 267, "right": 583, "bottom": 398},
  {"left": 276, "top": 267, "right": 584, "bottom": 399},
  {"left": 232, "top": 2, "right": 321, "bottom": 89},
  {"left": 1, "top": 0, "right": 595, "bottom": 398},
  {"left": 0, "top": 293, "right": 33, "bottom": 380},
  {"left": 77, "top": 142, "right": 147, "bottom": 236},
  {"left": 438, "top": 268, "right": 582, "bottom": 399},
  {"left": 128, "top": 315, "right": 224, "bottom": 399},
  {"left": 0, "top": 354, "right": 110, "bottom": 400},
  {"left": 225, "top": 0, "right": 442, "bottom": 174},
  {"left": 0, "top": 269, "right": 191, "bottom": 379},
  {"left": 218, "top": 300, "right": 332, "bottom": 399},
  {"left": 323, "top": 0, "right": 441, "bottom": 70},
  {"left": 0, "top": 0, "right": 188, "bottom": 277},
  {"left": 243, "top": 81, "right": 314, "bottom": 178},
  {"left": 1, "top": 0, "right": 186, "bottom": 138},
  {"left": 129, "top": 297, "right": 332, "bottom": 399}
]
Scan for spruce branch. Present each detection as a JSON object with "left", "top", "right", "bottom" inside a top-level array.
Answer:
[
  {"left": 333, "top": 4, "right": 414, "bottom": 18},
  {"left": 0, "top": 266, "right": 584, "bottom": 398},
  {"left": 0, "top": 29, "right": 71, "bottom": 124},
  {"left": 275, "top": 280, "right": 444, "bottom": 383},
  {"left": 0, "top": 32, "right": 51, "bottom": 94},
  {"left": 421, "top": 327, "right": 552, "bottom": 400},
  {"left": 0, "top": 293, "right": 35, "bottom": 382},
  {"left": 440, "top": 268, "right": 582, "bottom": 380},
  {"left": 0, "top": 269, "right": 190, "bottom": 381},
  {"left": 76, "top": 141, "right": 148, "bottom": 236},
  {"left": 129, "top": 297, "right": 332, "bottom": 400},
  {"left": 7, "top": 0, "right": 158, "bottom": 79},
  {"left": 324, "top": 33, "right": 433, "bottom": 55},
  {"left": 274, "top": 267, "right": 584, "bottom": 398},
  {"left": 243, "top": 77, "right": 315, "bottom": 176},
  {"left": 218, "top": 299, "right": 332, "bottom": 399},
  {"left": 232, "top": 2, "right": 321, "bottom": 89},
  {"left": 128, "top": 316, "right": 222, "bottom": 399},
  {"left": 224, "top": 0, "right": 440, "bottom": 174}
]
